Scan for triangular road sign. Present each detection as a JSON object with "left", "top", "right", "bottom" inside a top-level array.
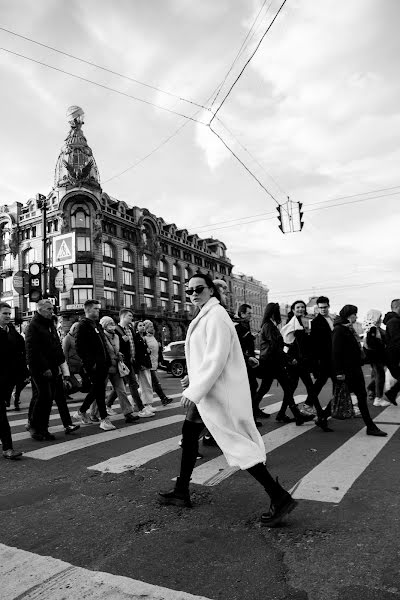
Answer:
[{"left": 57, "top": 240, "right": 72, "bottom": 261}]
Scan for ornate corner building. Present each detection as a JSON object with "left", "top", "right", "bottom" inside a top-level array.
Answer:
[{"left": 0, "top": 106, "right": 268, "bottom": 341}]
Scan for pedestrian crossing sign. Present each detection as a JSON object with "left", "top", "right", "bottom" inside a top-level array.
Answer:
[{"left": 53, "top": 232, "right": 76, "bottom": 267}]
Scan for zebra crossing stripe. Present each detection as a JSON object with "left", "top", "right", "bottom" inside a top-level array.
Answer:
[
  {"left": 373, "top": 404, "right": 400, "bottom": 424},
  {"left": 292, "top": 411, "right": 399, "bottom": 503},
  {"left": 190, "top": 419, "right": 315, "bottom": 486},
  {"left": 87, "top": 435, "right": 182, "bottom": 473},
  {"left": 22, "top": 415, "right": 184, "bottom": 460}
]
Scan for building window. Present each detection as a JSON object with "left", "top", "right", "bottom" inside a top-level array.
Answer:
[
  {"left": 184, "top": 268, "right": 190, "bottom": 281},
  {"left": 72, "top": 287, "right": 93, "bottom": 303},
  {"left": 172, "top": 264, "right": 179, "bottom": 277},
  {"left": 2, "top": 276, "right": 13, "bottom": 293},
  {"left": 123, "top": 292, "right": 135, "bottom": 307},
  {"left": 122, "top": 248, "right": 134, "bottom": 264},
  {"left": 73, "top": 263, "right": 92, "bottom": 279},
  {"left": 173, "top": 301, "right": 180, "bottom": 313},
  {"left": 71, "top": 209, "right": 90, "bottom": 228},
  {"left": 122, "top": 270, "right": 134, "bottom": 286},
  {"left": 159, "top": 259, "right": 167, "bottom": 273},
  {"left": 160, "top": 279, "right": 168, "bottom": 293},
  {"left": 143, "top": 275, "right": 152, "bottom": 289},
  {"left": 31, "top": 226, "right": 37, "bottom": 237},
  {"left": 103, "top": 265, "right": 116, "bottom": 282},
  {"left": 143, "top": 254, "right": 151, "bottom": 268},
  {"left": 22, "top": 247, "right": 37, "bottom": 269},
  {"left": 104, "top": 289, "right": 116, "bottom": 305},
  {"left": 145, "top": 296, "right": 153, "bottom": 308},
  {"left": 161, "top": 299, "right": 168, "bottom": 310},
  {"left": 77, "top": 236, "right": 91, "bottom": 252},
  {"left": 102, "top": 242, "right": 114, "bottom": 259},
  {"left": 173, "top": 282, "right": 180, "bottom": 295}
]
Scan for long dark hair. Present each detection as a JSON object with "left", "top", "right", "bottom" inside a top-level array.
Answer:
[
  {"left": 287, "top": 299, "right": 307, "bottom": 322},
  {"left": 188, "top": 273, "right": 222, "bottom": 303},
  {"left": 261, "top": 302, "right": 281, "bottom": 326}
]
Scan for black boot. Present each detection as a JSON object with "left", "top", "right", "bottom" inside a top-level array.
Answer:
[
  {"left": 315, "top": 417, "right": 334, "bottom": 432},
  {"left": 275, "top": 413, "right": 295, "bottom": 423},
  {"left": 260, "top": 478, "right": 298, "bottom": 527},
  {"left": 161, "top": 397, "right": 174, "bottom": 406},
  {"left": 385, "top": 389, "right": 398, "bottom": 406},
  {"left": 290, "top": 404, "right": 314, "bottom": 426},
  {"left": 158, "top": 477, "right": 192, "bottom": 508}
]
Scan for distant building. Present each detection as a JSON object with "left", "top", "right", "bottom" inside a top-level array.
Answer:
[{"left": 231, "top": 273, "right": 269, "bottom": 332}]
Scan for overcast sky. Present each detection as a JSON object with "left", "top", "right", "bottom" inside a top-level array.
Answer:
[{"left": 1, "top": 0, "right": 399, "bottom": 319}]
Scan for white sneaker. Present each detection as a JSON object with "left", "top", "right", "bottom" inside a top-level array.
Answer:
[
  {"left": 73, "top": 410, "right": 91, "bottom": 424},
  {"left": 106, "top": 407, "right": 118, "bottom": 416},
  {"left": 144, "top": 405, "right": 156, "bottom": 414},
  {"left": 378, "top": 398, "right": 391, "bottom": 407},
  {"left": 100, "top": 418, "right": 116, "bottom": 431},
  {"left": 137, "top": 408, "right": 154, "bottom": 418},
  {"left": 353, "top": 405, "right": 361, "bottom": 416}
]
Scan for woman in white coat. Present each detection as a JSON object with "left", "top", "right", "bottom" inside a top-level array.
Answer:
[{"left": 159, "top": 274, "right": 298, "bottom": 527}]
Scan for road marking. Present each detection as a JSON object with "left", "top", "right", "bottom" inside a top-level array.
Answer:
[
  {"left": 23, "top": 415, "right": 184, "bottom": 460},
  {"left": 373, "top": 404, "right": 400, "bottom": 424},
  {"left": 88, "top": 435, "right": 183, "bottom": 473},
  {"left": 0, "top": 542, "right": 213, "bottom": 600},
  {"left": 190, "top": 420, "right": 315, "bottom": 486},
  {"left": 292, "top": 419, "right": 399, "bottom": 503}
]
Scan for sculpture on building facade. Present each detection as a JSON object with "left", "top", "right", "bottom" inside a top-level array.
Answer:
[{"left": 93, "top": 211, "right": 103, "bottom": 244}]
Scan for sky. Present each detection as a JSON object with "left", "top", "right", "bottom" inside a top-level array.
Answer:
[{"left": 1, "top": 0, "right": 399, "bottom": 319}]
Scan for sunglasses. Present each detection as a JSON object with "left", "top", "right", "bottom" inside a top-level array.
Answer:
[{"left": 186, "top": 285, "right": 208, "bottom": 296}]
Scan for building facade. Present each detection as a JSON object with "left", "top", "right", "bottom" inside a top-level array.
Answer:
[
  {"left": 0, "top": 106, "right": 241, "bottom": 341},
  {"left": 231, "top": 273, "right": 269, "bottom": 333}
]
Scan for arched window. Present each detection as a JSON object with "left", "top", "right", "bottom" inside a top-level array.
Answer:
[
  {"left": 159, "top": 258, "right": 168, "bottom": 273},
  {"left": 143, "top": 254, "right": 151, "bottom": 268},
  {"left": 172, "top": 263, "right": 179, "bottom": 278},
  {"left": 22, "top": 247, "right": 37, "bottom": 269},
  {"left": 71, "top": 206, "right": 90, "bottom": 228},
  {"left": 103, "top": 242, "right": 115, "bottom": 259},
  {"left": 122, "top": 248, "right": 134, "bottom": 265}
]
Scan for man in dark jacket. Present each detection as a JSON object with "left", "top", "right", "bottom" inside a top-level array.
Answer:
[
  {"left": 329, "top": 304, "right": 386, "bottom": 437},
  {"left": 0, "top": 302, "right": 24, "bottom": 459},
  {"left": 383, "top": 299, "right": 400, "bottom": 404},
  {"left": 309, "top": 296, "right": 334, "bottom": 402},
  {"left": 235, "top": 304, "right": 267, "bottom": 425},
  {"left": 73, "top": 299, "right": 114, "bottom": 430},
  {"left": 26, "top": 299, "right": 70, "bottom": 440}
]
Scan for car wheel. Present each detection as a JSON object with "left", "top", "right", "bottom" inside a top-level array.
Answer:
[{"left": 170, "top": 360, "right": 185, "bottom": 378}]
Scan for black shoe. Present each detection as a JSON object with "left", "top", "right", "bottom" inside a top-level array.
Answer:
[
  {"left": 203, "top": 435, "right": 218, "bottom": 446},
  {"left": 261, "top": 486, "right": 298, "bottom": 527},
  {"left": 385, "top": 390, "right": 398, "bottom": 406},
  {"left": 276, "top": 414, "right": 295, "bottom": 424},
  {"left": 366, "top": 427, "right": 387, "bottom": 437},
  {"left": 65, "top": 424, "right": 80, "bottom": 434},
  {"left": 256, "top": 409, "right": 271, "bottom": 419},
  {"left": 295, "top": 413, "right": 315, "bottom": 425},
  {"left": 161, "top": 397, "right": 174, "bottom": 406},
  {"left": 255, "top": 420, "right": 262, "bottom": 428},
  {"left": 30, "top": 432, "right": 45, "bottom": 441},
  {"left": 42, "top": 431, "right": 56, "bottom": 441},
  {"left": 315, "top": 418, "right": 334, "bottom": 432},
  {"left": 125, "top": 413, "right": 140, "bottom": 424},
  {"left": 158, "top": 478, "right": 192, "bottom": 508}
]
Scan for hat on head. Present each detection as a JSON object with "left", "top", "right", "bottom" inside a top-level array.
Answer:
[
  {"left": 100, "top": 316, "right": 115, "bottom": 328},
  {"left": 339, "top": 304, "right": 358, "bottom": 320}
]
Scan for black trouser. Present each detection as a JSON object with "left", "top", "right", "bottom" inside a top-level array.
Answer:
[
  {"left": 366, "top": 361, "right": 385, "bottom": 398},
  {"left": 178, "top": 419, "right": 284, "bottom": 503},
  {"left": 325, "top": 368, "right": 374, "bottom": 428},
  {"left": 289, "top": 364, "right": 325, "bottom": 419},
  {"left": 54, "top": 376, "right": 73, "bottom": 427},
  {"left": 386, "top": 357, "right": 400, "bottom": 398},
  {"left": 247, "top": 366, "right": 259, "bottom": 418},
  {"left": 30, "top": 372, "right": 61, "bottom": 434},
  {"left": 14, "top": 378, "right": 28, "bottom": 405},
  {"left": 150, "top": 370, "right": 167, "bottom": 401},
  {"left": 0, "top": 376, "right": 15, "bottom": 451},
  {"left": 79, "top": 367, "right": 108, "bottom": 420},
  {"left": 255, "top": 364, "right": 303, "bottom": 419}
]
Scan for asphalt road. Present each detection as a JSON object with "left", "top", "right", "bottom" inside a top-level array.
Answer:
[{"left": 1, "top": 370, "right": 400, "bottom": 600}]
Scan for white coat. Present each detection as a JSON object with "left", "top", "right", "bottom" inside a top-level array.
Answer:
[{"left": 184, "top": 297, "right": 266, "bottom": 470}]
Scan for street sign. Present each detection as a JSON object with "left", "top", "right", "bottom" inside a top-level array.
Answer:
[
  {"left": 54, "top": 268, "right": 74, "bottom": 292},
  {"left": 66, "top": 303, "right": 84, "bottom": 310},
  {"left": 13, "top": 270, "right": 28, "bottom": 295},
  {"left": 53, "top": 232, "right": 76, "bottom": 267}
]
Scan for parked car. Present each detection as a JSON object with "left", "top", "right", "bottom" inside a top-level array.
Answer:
[{"left": 161, "top": 341, "right": 186, "bottom": 378}]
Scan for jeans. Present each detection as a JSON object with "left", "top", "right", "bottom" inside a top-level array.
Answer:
[
  {"left": 107, "top": 368, "right": 144, "bottom": 411},
  {"left": 0, "top": 377, "right": 15, "bottom": 450},
  {"left": 79, "top": 367, "right": 108, "bottom": 420},
  {"left": 366, "top": 362, "right": 385, "bottom": 398},
  {"left": 107, "top": 372, "right": 133, "bottom": 416},
  {"left": 150, "top": 370, "right": 167, "bottom": 401},
  {"left": 138, "top": 369, "right": 153, "bottom": 405}
]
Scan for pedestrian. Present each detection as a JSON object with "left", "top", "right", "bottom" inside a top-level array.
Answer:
[
  {"left": 159, "top": 274, "right": 298, "bottom": 527},
  {"left": 62, "top": 322, "right": 89, "bottom": 395},
  {"left": 382, "top": 299, "right": 400, "bottom": 405},
  {"left": 73, "top": 299, "right": 116, "bottom": 431},
  {"left": 255, "top": 303, "right": 315, "bottom": 426},
  {"left": 25, "top": 300, "right": 79, "bottom": 440},
  {"left": 235, "top": 303, "right": 267, "bottom": 425},
  {"left": 363, "top": 309, "right": 390, "bottom": 407},
  {"left": 8, "top": 320, "right": 30, "bottom": 411},
  {"left": 0, "top": 302, "right": 24, "bottom": 459},
  {"left": 132, "top": 320, "right": 155, "bottom": 416},
  {"left": 328, "top": 305, "right": 387, "bottom": 437},
  {"left": 143, "top": 320, "right": 173, "bottom": 406},
  {"left": 106, "top": 308, "right": 147, "bottom": 416},
  {"left": 281, "top": 300, "right": 323, "bottom": 419}
]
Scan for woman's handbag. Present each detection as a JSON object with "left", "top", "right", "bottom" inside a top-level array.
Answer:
[
  {"left": 331, "top": 380, "right": 354, "bottom": 419},
  {"left": 118, "top": 360, "right": 130, "bottom": 377}
]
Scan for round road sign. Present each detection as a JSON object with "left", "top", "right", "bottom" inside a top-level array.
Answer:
[
  {"left": 54, "top": 268, "right": 75, "bottom": 292},
  {"left": 13, "top": 270, "right": 28, "bottom": 295}
]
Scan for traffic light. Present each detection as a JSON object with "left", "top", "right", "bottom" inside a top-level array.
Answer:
[
  {"left": 298, "top": 202, "right": 304, "bottom": 231},
  {"left": 28, "top": 263, "right": 42, "bottom": 302},
  {"left": 276, "top": 205, "right": 284, "bottom": 233}
]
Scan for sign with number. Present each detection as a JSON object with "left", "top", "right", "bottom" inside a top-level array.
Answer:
[
  {"left": 54, "top": 268, "right": 75, "bottom": 292},
  {"left": 53, "top": 233, "right": 76, "bottom": 267}
]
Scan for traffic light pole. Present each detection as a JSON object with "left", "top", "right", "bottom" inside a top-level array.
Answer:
[{"left": 36, "top": 193, "right": 48, "bottom": 298}]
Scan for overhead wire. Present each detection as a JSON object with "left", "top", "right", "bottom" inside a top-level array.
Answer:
[
  {"left": 0, "top": 26, "right": 209, "bottom": 110},
  {"left": 273, "top": 278, "right": 400, "bottom": 296},
  {"left": 0, "top": 46, "right": 209, "bottom": 124}
]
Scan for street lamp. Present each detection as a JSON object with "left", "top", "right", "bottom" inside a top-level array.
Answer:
[{"left": 35, "top": 193, "right": 48, "bottom": 298}]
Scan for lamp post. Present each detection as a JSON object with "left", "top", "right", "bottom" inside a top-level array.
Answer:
[{"left": 35, "top": 193, "right": 48, "bottom": 298}]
